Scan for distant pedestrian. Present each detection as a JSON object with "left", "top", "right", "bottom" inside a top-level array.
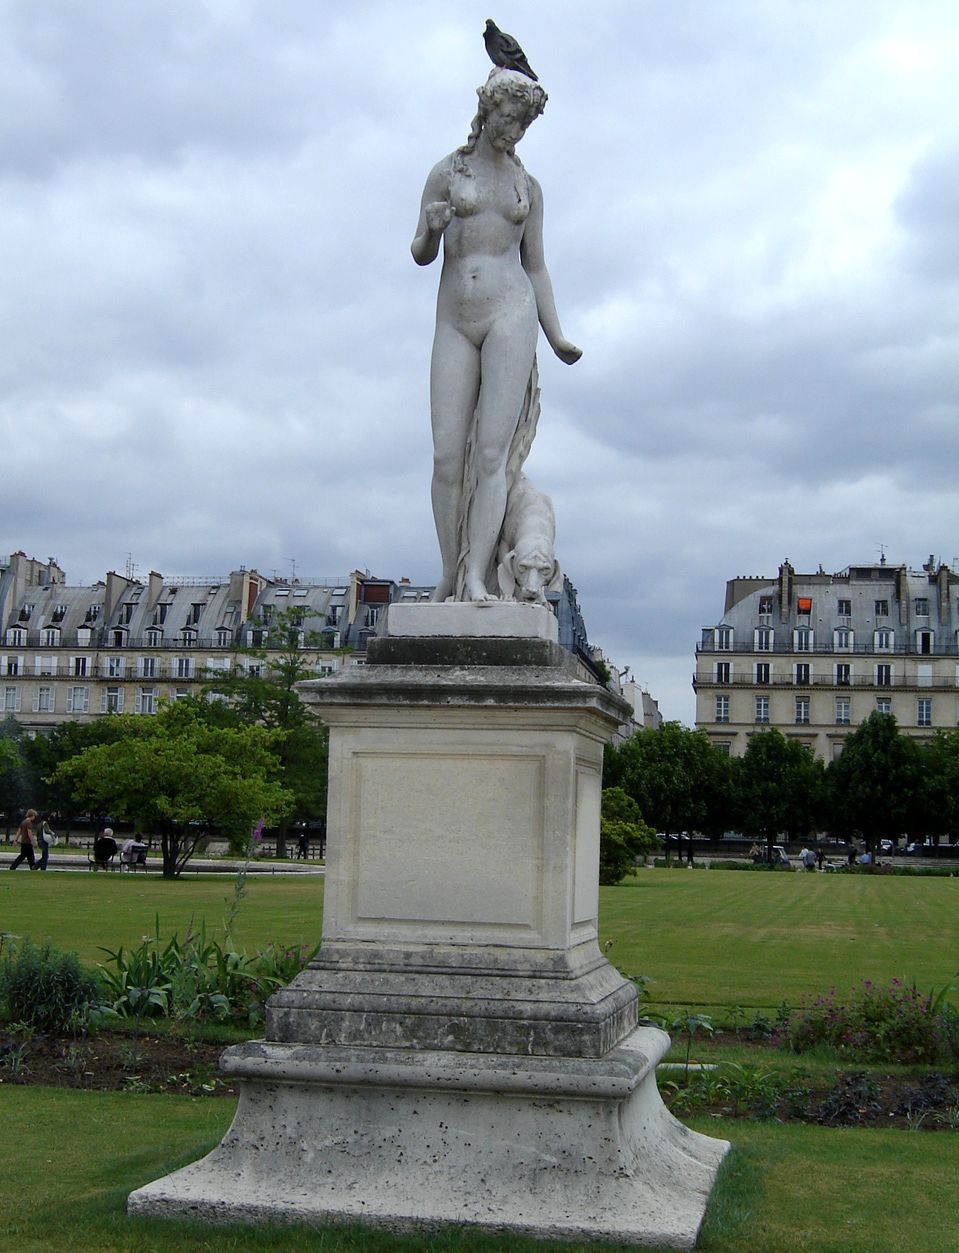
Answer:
[
  {"left": 802, "top": 847, "right": 817, "bottom": 872},
  {"left": 9, "top": 809, "right": 38, "bottom": 870},
  {"left": 37, "top": 815, "right": 56, "bottom": 870},
  {"left": 816, "top": 848, "right": 825, "bottom": 870},
  {"left": 297, "top": 830, "right": 309, "bottom": 860}
]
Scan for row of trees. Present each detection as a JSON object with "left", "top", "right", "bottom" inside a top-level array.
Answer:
[
  {"left": 0, "top": 611, "right": 329, "bottom": 877},
  {"left": 604, "top": 713, "right": 959, "bottom": 863}
]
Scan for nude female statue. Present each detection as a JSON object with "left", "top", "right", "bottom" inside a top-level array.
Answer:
[{"left": 411, "top": 69, "right": 581, "bottom": 603}]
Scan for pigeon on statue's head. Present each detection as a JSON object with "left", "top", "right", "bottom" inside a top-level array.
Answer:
[{"left": 483, "top": 19, "right": 538, "bottom": 82}]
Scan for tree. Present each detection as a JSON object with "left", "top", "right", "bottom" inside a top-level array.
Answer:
[
  {"left": 916, "top": 731, "right": 959, "bottom": 846},
  {"left": 20, "top": 716, "right": 132, "bottom": 815},
  {"left": 599, "top": 787, "right": 659, "bottom": 884},
  {"left": 825, "top": 712, "right": 920, "bottom": 859},
  {"left": 53, "top": 702, "right": 294, "bottom": 877},
  {"left": 202, "top": 608, "right": 329, "bottom": 855},
  {"left": 605, "top": 723, "right": 730, "bottom": 857},
  {"left": 0, "top": 720, "right": 29, "bottom": 828},
  {"left": 732, "top": 729, "right": 824, "bottom": 862}
]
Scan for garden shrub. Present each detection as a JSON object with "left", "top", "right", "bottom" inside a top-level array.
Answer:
[
  {"left": 780, "top": 978, "right": 952, "bottom": 1064},
  {"left": 0, "top": 938, "right": 101, "bottom": 1033}
]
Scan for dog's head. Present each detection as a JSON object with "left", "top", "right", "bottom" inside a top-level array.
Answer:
[{"left": 497, "top": 547, "right": 562, "bottom": 603}]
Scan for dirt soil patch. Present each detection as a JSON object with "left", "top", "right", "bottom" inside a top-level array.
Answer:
[{"left": 0, "top": 1030, "right": 237, "bottom": 1097}]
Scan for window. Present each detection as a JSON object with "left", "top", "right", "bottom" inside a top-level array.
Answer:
[
  {"left": 875, "top": 599, "right": 889, "bottom": 617},
  {"left": 714, "top": 742, "right": 731, "bottom": 756},
  {"left": 917, "top": 663, "right": 933, "bottom": 688},
  {"left": 215, "top": 627, "right": 232, "bottom": 648},
  {"left": 5, "top": 655, "right": 21, "bottom": 676},
  {"left": 916, "top": 630, "right": 933, "bottom": 655},
  {"left": 85, "top": 603, "right": 101, "bottom": 622},
  {"left": 111, "top": 629, "right": 126, "bottom": 647},
  {"left": 154, "top": 603, "right": 169, "bottom": 625},
  {"left": 139, "top": 656, "right": 158, "bottom": 678},
  {"left": 755, "top": 627, "right": 774, "bottom": 652},
  {"left": 797, "top": 597, "right": 812, "bottom": 615},
  {"left": 755, "top": 662, "right": 770, "bottom": 684},
  {"left": 180, "top": 627, "right": 197, "bottom": 646},
  {"left": 3, "top": 686, "right": 22, "bottom": 712},
  {"left": 837, "top": 598, "right": 851, "bottom": 617},
  {"left": 755, "top": 695, "right": 769, "bottom": 724},
  {"left": 174, "top": 656, "right": 193, "bottom": 679},
  {"left": 189, "top": 603, "right": 203, "bottom": 625},
  {"left": 41, "top": 627, "right": 60, "bottom": 647},
  {"left": 836, "top": 663, "right": 851, "bottom": 686},
  {"left": 247, "top": 662, "right": 264, "bottom": 679},
  {"left": 121, "top": 603, "right": 135, "bottom": 624},
  {"left": 917, "top": 698, "right": 932, "bottom": 727},
  {"left": 874, "top": 629, "right": 893, "bottom": 651},
  {"left": 914, "top": 597, "right": 929, "bottom": 616},
  {"left": 52, "top": 604, "right": 67, "bottom": 623},
  {"left": 795, "top": 663, "right": 811, "bottom": 685},
  {"left": 834, "top": 628, "right": 853, "bottom": 650},
  {"left": 795, "top": 696, "right": 810, "bottom": 725},
  {"left": 145, "top": 628, "right": 163, "bottom": 647},
  {"left": 876, "top": 664, "right": 892, "bottom": 687},
  {"left": 715, "top": 627, "right": 732, "bottom": 651},
  {"left": 5, "top": 627, "right": 25, "bottom": 647},
  {"left": 73, "top": 656, "right": 88, "bottom": 677},
  {"left": 34, "top": 686, "right": 54, "bottom": 713},
  {"left": 876, "top": 697, "right": 892, "bottom": 715},
  {"left": 758, "top": 596, "right": 774, "bottom": 616},
  {"left": 794, "top": 628, "right": 813, "bottom": 652},
  {"left": 173, "top": 687, "right": 190, "bottom": 701},
  {"left": 715, "top": 695, "right": 730, "bottom": 723},
  {"left": 136, "top": 687, "right": 157, "bottom": 715},
  {"left": 66, "top": 685, "right": 89, "bottom": 713},
  {"left": 101, "top": 686, "right": 124, "bottom": 714},
  {"left": 715, "top": 661, "right": 731, "bottom": 684},
  {"left": 836, "top": 697, "right": 850, "bottom": 726},
  {"left": 106, "top": 656, "right": 124, "bottom": 678}
]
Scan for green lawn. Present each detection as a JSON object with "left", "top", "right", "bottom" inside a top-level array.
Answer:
[
  {"left": 1, "top": 1088, "right": 955, "bottom": 1253},
  {"left": 600, "top": 869, "right": 959, "bottom": 1014},
  {"left": 0, "top": 871, "right": 325, "bottom": 963},
  {"left": 2, "top": 867, "right": 958, "bottom": 1015}
]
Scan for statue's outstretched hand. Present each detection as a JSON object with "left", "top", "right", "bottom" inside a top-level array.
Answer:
[
  {"left": 552, "top": 338, "right": 582, "bottom": 365},
  {"left": 425, "top": 201, "right": 455, "bottom": 234}
]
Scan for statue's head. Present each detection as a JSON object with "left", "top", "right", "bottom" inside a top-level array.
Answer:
[{"left": 462, "top": 68, "right": 547, "bottom": 156}]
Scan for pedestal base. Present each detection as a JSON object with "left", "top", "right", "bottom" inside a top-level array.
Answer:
[{"left": 128, "top": 1026, "right": 728, "bottom": 1248}]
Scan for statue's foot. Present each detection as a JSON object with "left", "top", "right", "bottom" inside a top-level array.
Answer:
[
  {"left": 431, "top": 576, "right": 454, "bottom": 603},
  {"left": 465, "top": 577, "right": 499, "bottom": 603}
]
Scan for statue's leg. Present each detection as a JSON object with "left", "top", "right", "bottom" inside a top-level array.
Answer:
[
  {"left": 464, "top": 311, "right": 538, "bottom": 600},
  {"left": 430, "top": 324, "right": 480, "bottom": 601}
]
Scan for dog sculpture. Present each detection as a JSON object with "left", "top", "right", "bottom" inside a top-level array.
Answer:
[{"left": 496, "top": 474, "right": 562, "bottom": 603}]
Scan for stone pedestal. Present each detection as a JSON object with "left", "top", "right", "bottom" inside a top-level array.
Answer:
[{"left": 129, "top": 604, "right": 728, "bottom": 1245}]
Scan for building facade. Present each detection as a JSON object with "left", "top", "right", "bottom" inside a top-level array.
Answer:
[
  {"left": 0, "top": 551, "right": 616, "bottom": 736},
  {"left": 694, "top": 557, "right": 959, "bottom": 760}
]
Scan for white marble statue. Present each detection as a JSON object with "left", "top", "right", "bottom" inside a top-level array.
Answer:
[{"left": 411, "top": 68, "right": 581, "bottom": 604}]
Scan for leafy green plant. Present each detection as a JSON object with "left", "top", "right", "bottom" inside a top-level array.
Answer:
[
  {"left": 781, "top": 978, "right": 953, "bottom": 1064},
  {"left": 0, "top": 938, "right": 102, "bottom": 1034},
  {"left": 817, "top": 1071, "right": 882, "bottom": 1126}
]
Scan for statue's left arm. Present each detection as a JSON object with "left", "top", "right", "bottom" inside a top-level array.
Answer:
[{"left": 521, "top": 177, "right": 582, "bottom": 365}]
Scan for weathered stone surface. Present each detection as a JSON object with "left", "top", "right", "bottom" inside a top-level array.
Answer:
[
  {"left": 383, "top": 600, "right": 559, "bottom": 640},
  {"left": 128, "top": 1026, "right": 729, "bottom": 1248}
]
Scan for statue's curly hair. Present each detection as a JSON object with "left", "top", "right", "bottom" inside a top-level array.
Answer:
[{"left": 458, "top": 68, "right": 547, "bottom": 160}]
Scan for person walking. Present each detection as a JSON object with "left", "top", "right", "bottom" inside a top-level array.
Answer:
[
  {"left": 9, "top": 809, "right": 38, "bottom": 870},
  {"left": 37, "top": 815, "right": 56, "bottom": 870}
]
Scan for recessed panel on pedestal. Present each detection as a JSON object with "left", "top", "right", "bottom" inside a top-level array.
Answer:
[{"left": 350, "top": 750, "right": 545, "bottom": 936}]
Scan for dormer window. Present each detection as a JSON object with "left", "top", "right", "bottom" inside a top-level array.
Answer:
[
  {"left": 6, "top": 627, "right": 26, "bottom": 647},
  {"left": 215, "top": 627, "right": 232, "bottom": 648},
  {"left": 145, "top": 627, "right": 163, "bottom": 647},
  {"left": 41, "top": 627, "right": 60, "bottom": 647}
]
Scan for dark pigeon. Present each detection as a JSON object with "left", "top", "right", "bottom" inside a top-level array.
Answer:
[{"left": 483, "top": 19, "right": 538, "bottom": 81}]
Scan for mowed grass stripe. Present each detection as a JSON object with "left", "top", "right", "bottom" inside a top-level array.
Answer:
[{"left": 2, "top": 867, "right": 957, "bottom": 1013}]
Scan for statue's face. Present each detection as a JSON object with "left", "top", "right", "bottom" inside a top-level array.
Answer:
[{"left": 484, "top": 95, "right": 533, "bottom": 151}]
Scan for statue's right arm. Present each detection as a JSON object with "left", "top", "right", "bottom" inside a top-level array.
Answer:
[{"left": 411, "top": 162, "right": 454, "bottom": 266}]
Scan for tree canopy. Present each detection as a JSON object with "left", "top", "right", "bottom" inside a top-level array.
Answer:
[
  {"left": 732, "top": 728, "right": 824, "bottom": 859},
  {"left": 826, "top": 712, "right": 921, "bottom": 852},
  {"left": 53, "top": 701, "right": 293, "bottom": 877}
]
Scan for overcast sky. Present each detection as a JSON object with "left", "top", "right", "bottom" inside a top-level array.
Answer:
[{"left": 2, "top": 1, "right": 957, "bottom": 724}]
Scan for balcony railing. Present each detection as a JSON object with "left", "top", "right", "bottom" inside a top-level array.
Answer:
[
  {"left": 694, "top": 673, "right": 958, "bottom": 690},
  {"left": 697, "top": 641, "right": 958, "bottom": 658}
]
